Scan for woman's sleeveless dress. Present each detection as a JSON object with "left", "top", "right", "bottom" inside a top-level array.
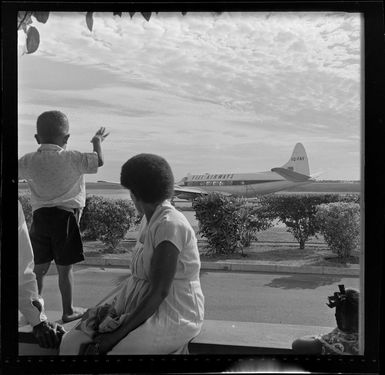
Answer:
[{"left": 59, "top": 200, "right": 204, "bottom": 355}]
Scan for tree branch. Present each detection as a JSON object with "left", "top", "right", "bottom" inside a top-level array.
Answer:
[{"left": 17, "top": 11, "right": 31, "bottom": 31}]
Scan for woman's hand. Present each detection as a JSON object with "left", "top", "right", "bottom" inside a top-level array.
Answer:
[
  {"left": 32, "top": 321, "right": 64, "bottom": 349},
  {"left": 93, "top": 331, "right": 121, "bottom": 355}
]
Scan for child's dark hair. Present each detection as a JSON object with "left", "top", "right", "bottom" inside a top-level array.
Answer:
[
  {"left": 120, "top": 153, "right": 174, "bottom": 204},
  {"left": 327, "top": 285, "right": 359, "bottom": 333},
  {"left": 36, "top": 110, "right": 69, "bottom": 139}
]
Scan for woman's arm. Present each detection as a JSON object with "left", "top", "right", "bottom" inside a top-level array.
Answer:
[{"left": 94, "top": 240, "right": 179, "bottom": 353}]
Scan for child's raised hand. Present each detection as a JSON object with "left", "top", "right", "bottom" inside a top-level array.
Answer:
[{"left": 91, "top": 127, "right": 110, "bottom": 143}]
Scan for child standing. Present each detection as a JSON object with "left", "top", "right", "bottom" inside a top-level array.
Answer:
[{"left": 18, "top": 110, "right": 109, "bottom": 322}]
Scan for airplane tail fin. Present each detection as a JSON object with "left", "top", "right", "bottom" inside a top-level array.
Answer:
[
  {"left": 280, "top": 143, "right": 310, "bottom": 176},
  {"left": 271, "top": 143, "right": 311, "bottom": 182}
]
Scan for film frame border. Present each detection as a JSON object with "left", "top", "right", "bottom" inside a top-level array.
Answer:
[{"left": 2, "top": 0, "right": 384, "bottom": 373}]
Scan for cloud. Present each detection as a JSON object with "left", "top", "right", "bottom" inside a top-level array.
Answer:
[
  {"left": 25, "top": 12, "right": 361, "bottom": 92},
  {"left": 18, "top": 11, "right": 362, "bottom": 180}
]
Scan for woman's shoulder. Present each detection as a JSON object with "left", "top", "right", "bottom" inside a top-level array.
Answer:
[
  {"left": 160, "top": 206, "right": 189, "bottom": 226},
  {"left": 153, "top": 204, "right": 194, "bottom": 236}
]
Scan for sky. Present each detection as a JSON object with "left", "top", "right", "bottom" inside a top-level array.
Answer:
[{"left": 18, "top": 11, "right": 362, "bottom": 182}]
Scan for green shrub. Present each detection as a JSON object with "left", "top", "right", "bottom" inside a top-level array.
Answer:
[
  {"left": 238, "top": 202, "right": 274, "bottom": 248},
  {"left": 18, "top": 192, "right": 32, "bottom": 230},
  {"left": 260, "top": 194, "right": 342, "bottom": 249},
  {"left": 339, "top": 194, "right": 360, "bottom": 204},
  {"left": 192, "top": 193, "right": 245, "bottom": 255},
  {"left": 17, "top": 193, "right": 136, "bottom": 250},
  {"left": 80, "top": 196, "right": 103, "bottom": 240},
  {"left": 315, "top": 202, "right": 360, "bottom": 259},
  {"left": 80, "top": 195, "right": 136, "bottom": 250}
]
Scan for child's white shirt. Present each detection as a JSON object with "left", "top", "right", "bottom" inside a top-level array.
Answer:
[{"left": 19, "top": 144, "right": 99, "bottom": 212}]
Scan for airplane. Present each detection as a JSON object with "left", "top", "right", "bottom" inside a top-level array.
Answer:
[
  {"left": 97, "top": 143, "right": 316, "bottom": 200},
  {"left": 173, "top": 143, "right": 315, "bottom": 199}
]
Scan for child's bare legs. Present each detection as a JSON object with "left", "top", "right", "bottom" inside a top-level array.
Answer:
[
  {"left": 34, "top": 262, "right": 51, "bottom": 295},
  {"left": 56, "top": 264, "right": 86, "bottom": 322}
]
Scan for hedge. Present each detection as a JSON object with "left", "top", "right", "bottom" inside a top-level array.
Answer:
[
  {"left": 315, "top": 202, "right": 360, "bottom": 259},
  {"left": 18, "top": 191, "right": 361, "bottom": 255},
  {"left": 259, "top": 194, "right": 356, "bottom": 249},
  {"left": 18, "top": 193, "right": 137, "bottom": 251},
  {"left": 238, "top": 202, "right": 274, "bottom": 248},
  {"left": 192, "top": 193, "right": 273, "bottom": 255},
  {"left": 80, "top": 195, "right": 137, "bottom": 250},
  {"left": 192, "top": 193, "right": 245, "bottom": 255},
  {"left": 18, "top": 192, "right": 33, "bottom": 230}
]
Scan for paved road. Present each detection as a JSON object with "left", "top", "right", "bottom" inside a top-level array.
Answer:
[
  {"left": 199, "top": 270, "right": 359, "bottom": 327},
  {"left": 41, "top": 265, "right": 359, "bottom": 327}
]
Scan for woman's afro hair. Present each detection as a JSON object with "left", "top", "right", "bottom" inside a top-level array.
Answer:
[{"left": 120, "top": 153, "right": 174, "bottom": 204}]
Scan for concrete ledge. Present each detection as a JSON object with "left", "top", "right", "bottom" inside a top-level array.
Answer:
[
  {"left": 322, "top": 266, "right": 359, "bottom": 276},
  {"left": 83, "top": 257, "right": 107, "bottom": 266},
  {"left": 188, "top": 342, "right": 292, "bottom": 355},
  {"left": 189, "top": 319, "right": 333, "bottom": 354},
  {"left": 83, "top": 256, "right": 359, "bottom": 276},
  {"left": 19, "top": 312, "right": 333, "bottom": 356},
  {"left": 202, "top": 261, "right": 359, "bottom": 276}
]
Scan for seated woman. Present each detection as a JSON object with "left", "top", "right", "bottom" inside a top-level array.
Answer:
[
  {"left": 292, "top": 285, "right": 359, "bottom": 355},
  {"left": 60, "top": 153, "right": 204, "bottom": 355}
]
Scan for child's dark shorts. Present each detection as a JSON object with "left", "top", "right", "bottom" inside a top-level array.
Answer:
[{"left": 29, "top": 207, "right": 84, "bottom": 266}]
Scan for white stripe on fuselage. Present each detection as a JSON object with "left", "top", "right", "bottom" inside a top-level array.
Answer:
[
  {"left": 194, "top": 180, "right": 311, "bottom": 197},
  {"left": 186, "top": 171, "right": 282, "bottom": 182},
  {"left": 180, "top": 171, "right": 312, "bottom": 197}
]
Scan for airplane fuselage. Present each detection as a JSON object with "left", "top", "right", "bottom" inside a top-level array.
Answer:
[
  {"left": 177, "top": 171, "right": 312, "bottom": 198},
  {"left": 86, "top": 143, "right": 314, "bottom": 199}
]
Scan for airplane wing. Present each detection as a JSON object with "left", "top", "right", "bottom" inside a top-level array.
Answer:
[
  {"left": 173, "top": 185, "right": 210, "bottom": 199},
  {"left": 271, "top": 168, "right": 311, "bottom": 182},
  {"left": 174, "top": 185, "right": 233, "bottom": 199},
  {"left": 310, "top": 171, "right": 323, "bottom": 179},
  {"left": 93, "top": 181, "right": 212, "bottom": 199},
  {"left": 173, "top": 185, "right": 208, "bottom": 195},
  {"left": 97, "top": 180, "right": 123, "bottom": 185}
]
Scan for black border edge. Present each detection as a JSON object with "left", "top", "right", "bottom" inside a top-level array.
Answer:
[{"left": 1, "top": 1, "right": 385, "bottom": 374}]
